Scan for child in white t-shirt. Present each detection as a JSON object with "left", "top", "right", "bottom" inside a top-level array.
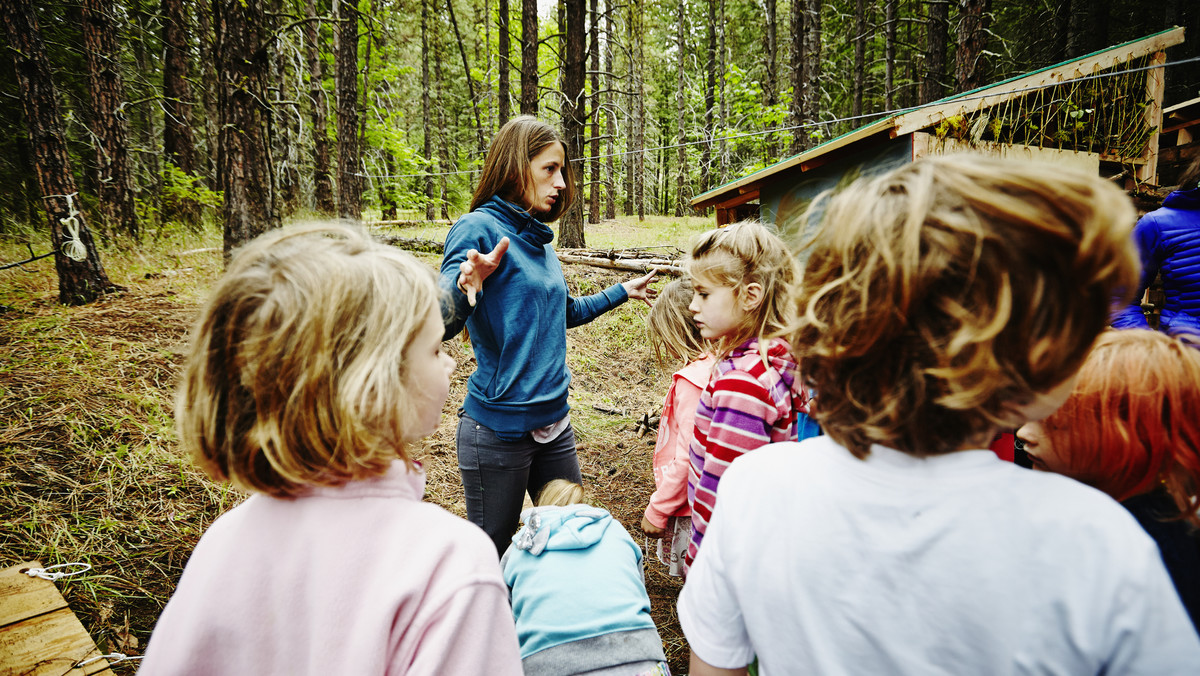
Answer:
[{"left": 678, "top": 156, "right": 1200, "bottom": 675}]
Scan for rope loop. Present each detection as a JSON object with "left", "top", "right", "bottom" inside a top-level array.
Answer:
[
  {"left": 76, "top": 652, "right": 143, "bottom": 668},
  {"left": 24, "top": 562, "right": 91, "bottom": 581},
  {"left": 59, "top": 193, "right": 87, "bottom": 262}
]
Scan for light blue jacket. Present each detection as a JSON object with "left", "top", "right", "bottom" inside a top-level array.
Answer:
[
  {"left": 500, "top": 505, "right": 665, "bottom": 675},
  {"left": 439, "top": 197, "right": 628, "bottom": 437}
]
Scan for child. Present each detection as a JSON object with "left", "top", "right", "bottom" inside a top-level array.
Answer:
[
  {"left": 683, "top": 221, "right": 810, "bottom": 571},
  {"left": 139, "top": 224, "right": 523, "bottom": 675},
  {"left": 678, "top": 156, "right": 1200, "bottom": 674},
  {"left": 639, "top": 280, "right": 714, "bottom": 577},
  {"left": 1018, "top": 329, "right": 1200, "bottom": 631},
  {"left": 501, "top": 480, "right": 669, "bottom": 676}
]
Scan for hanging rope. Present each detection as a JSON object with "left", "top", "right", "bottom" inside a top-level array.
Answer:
[{"left": 58, "top": 193, "right": 87, "bottom": 262}]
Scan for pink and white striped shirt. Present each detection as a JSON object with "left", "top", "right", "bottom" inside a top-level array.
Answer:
[{"left": 685, "top": 337, "right": 807, "bottom": 571}]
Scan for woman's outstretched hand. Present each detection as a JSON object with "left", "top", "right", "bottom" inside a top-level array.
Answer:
[
  {"left": 622, "top": 268, "right": 659, "bottom": 307},
  {"left": 457, "top": 237, "right": 510, "bottom": 306}
]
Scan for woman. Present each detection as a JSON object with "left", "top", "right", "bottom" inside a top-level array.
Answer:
[
  {"left": 1017, "top": 329, "right": 1200, "bottom": 632},
  {"left": 440, "top": 116, "right": 656, "bottom": 554}
]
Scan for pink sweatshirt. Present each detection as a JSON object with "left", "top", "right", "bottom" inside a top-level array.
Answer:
[
  {"left": 139, "top": 461, "right": 523, "bottom": 676},
  {"left": 643, "top": 356, "right": 714, "bottom": 529}
]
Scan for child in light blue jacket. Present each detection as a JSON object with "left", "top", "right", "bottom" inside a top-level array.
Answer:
[{"left": 501, "top": 480, "right": 669, "bottom": 676}]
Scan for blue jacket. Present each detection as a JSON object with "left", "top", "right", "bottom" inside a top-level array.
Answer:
[
  {"left": 439, "top": 197, "right": 628, "bottom": 436},
  {"left": 1113, "top": 188, "right": 1200, "bottom": 333},
  {"left": 500, "top": 505, "right": 665, "bottom": 675}
]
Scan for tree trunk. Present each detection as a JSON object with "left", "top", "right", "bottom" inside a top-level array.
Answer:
[
  {"left": 197, "top": 0, "right": 220, "bottom": 184},
  {"left": 2, "top": 0, "right": 114, "bottom": 304},
  {"left": 305, "top": 0, "right": 336, "bottom": 215},
  {"left": 422, "top": 0, "right": 436, "bottom": 220},
  {"left": 82, "top": 0, "right": 139, "bottom": 239},
  {"left": 885, "top": 0, "right": 896, "bottom": 110},
  {"left": 764, "top": 0, "right": 777, "bottom": 161},
  {"left": 603, "top": 0, "right": 615, "bottom": 220},
  {"left": 270, "top": 0, "right": 299, "bottom": 220},
  {"left": 588, "top": 0, "right": 600, "bottom": 224},
  {"left": 789, "top": 0, "right": 804, "bottom": 153},
  {"left": 445, "top": 0, "right": 487, "bottom": 154},
  {"left": 633, "top": 0, "right": 644, "bottom": 221},
  {"left": 434, "top": 26, "right": 452, "bottom": 221},
  {"left": 214, "top": 0, "right": 279, "bottom": 256},
  {"left": 335, "top": 0, "right": 362, "bottom": 220},
  {"left": 701, "top": 0, "right": 716, "bottom": 188},
  {"left": 675, "top": 0, "right": 689, "bottom": 217},
  {"left": 717, "top": 0, "right": 727, "bottom": 181},
  {"left": 801, "top": 0, "right": 821, "bottom": 145},
  {"left": 955, "top": 0, "right": 990, "bottom": 93},
  {"left": 853, "top": 0, "right": 866, "bottom": 118},
  {"left": 560, "top": 0, "right": 587, "bottom": 247},
  {"left": 920, "top": 0, "right": 949, "bottom": 104},
  {"left": 520, "top": 0, "right": 538, "bottom": 115},
  {"left": 162, "top": 0, "right": 200, "bottom": 227},
  {"left": 498, "top": 0, "right": 511, "bottom": 126}
]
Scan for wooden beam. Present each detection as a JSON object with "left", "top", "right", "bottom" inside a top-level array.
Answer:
[
  {"left": 892, "top": 27, "right": 1185, "bottom": 138},
  {"left": 1136, "top": 50, "right": 1167, "bottom": 184},
  {"left": 0, "top": 562, "right": 113, "bottom": 675}
]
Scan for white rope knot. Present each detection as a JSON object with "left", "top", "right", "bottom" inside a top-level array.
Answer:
[
  {"left": 76, "top": 652, "right": 143, "bottom": 668},
  {"left": 24, "top": 562, "right": 91, "bottom": 581},
  {"left": 59, "top": 193, "right": 86, "bottom": 262}
]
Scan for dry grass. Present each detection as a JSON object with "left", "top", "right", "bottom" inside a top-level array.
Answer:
[{"left": 0, "top": 220, "right": 697, "bottom": 672}]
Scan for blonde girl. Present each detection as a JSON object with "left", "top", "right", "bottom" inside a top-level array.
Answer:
[
  {"left": 502, "top": 480, "right": 669, "bottom": 675},
  {"left": 683, "top": 221, "right": 809, "bottom": 571},
  {"left": 639, "top": 279, "right": 714, "bottom": 577},
  {"left": 140, "top": 224, "right": 522, "bottom": 675}
]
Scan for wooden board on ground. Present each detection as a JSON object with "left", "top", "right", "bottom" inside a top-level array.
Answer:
[{"left": 0, "top": 562, "right": 112, "bottom": 676}]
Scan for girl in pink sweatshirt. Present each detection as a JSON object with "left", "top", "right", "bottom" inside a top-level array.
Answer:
[
  {"left": 139, "top": 224, "right": 522, "bottom": 676},
  {"left": 640, "top": 280, "right": 714, "bottom": 577}
]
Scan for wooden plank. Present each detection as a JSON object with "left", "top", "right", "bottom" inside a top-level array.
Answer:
[
  {"left": 1136, "top": 50, "right": 1167, "bottom": 184},
  {"left": 893, "top": 27, "right": 1185, "bottom": 137},
  {"left": 912, "top": 133, "right": 1101, "bottom": 173},
  {"left": 0, "top": 563, "right": 68, "bottom": 628},
  {"left": 0, "top": 563, "right": 112, "bottom": 676}
]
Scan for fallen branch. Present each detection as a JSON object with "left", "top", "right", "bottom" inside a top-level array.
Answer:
[
  {"left": 368, "top": 219, "right": 452, "bottom": 227},
  {"left": 380, "top": 237, "right": 685, "bottom": 276},
  {"left": 0, "top": 244, "right": 54, "bottom": 271},
  {"left": 556, "top": 254, "right": 683, "bottom": 276}
]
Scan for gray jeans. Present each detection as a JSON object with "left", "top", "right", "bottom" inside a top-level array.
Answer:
[{"left": 456, "top": 410, "right": 582, "bottom": 555}]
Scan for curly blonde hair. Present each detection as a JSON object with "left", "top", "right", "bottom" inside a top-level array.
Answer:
[
  {"left": 176, "top": 223, "right": 441, "bottom": 497},
  {"left": 793, "top": 155, "right": 1140, "bottom": 458}
]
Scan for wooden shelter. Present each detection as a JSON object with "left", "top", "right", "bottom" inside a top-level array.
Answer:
[
  {"left": 1157, "top": 96, "right": 1200, "bottom": 186},
  {"left": 692, "top": 27, "right": 1187, "bottom": 230}
]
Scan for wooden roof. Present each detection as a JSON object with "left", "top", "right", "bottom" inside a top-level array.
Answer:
[{"left": 692, "top": 26, "right": 1186, "bottom": 209}]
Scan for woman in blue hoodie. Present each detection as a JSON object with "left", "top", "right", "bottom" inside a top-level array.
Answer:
[
  {"left": 441, "top": 116, "right": 657, "bottom": 554},
  {"left": 1113, "top": 156, "right": 1200, "bottom": 334}
]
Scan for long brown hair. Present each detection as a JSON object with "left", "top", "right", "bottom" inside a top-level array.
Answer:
[{"left": 470, "top": 115, "right": 575, "bottom": 222}]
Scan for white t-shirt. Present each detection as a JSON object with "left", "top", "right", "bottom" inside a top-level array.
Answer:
[{"left": 678, "top": 436, "right": 1200, "bottom": 675}]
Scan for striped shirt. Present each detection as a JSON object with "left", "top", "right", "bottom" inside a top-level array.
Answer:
[{"left": 685, "top": 337, "right": 807, "bottom": 571}]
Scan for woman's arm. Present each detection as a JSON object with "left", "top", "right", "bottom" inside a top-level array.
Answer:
[{"left": 439, "top": 220, "right": 507, "bottom": 339}]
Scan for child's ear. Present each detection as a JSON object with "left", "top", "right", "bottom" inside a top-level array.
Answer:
[{"left": 739, "top": 282, "right": 764, "bottom": 312}]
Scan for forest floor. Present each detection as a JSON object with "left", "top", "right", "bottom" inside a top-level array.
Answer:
[{"left": 0, "top": 215, "right": 712, "bottom": 674}]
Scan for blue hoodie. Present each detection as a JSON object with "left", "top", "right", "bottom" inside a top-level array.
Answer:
[
  {"left": 439, "top": 197, "right": 628, "bottom": 437},
  {"left": 500, "top": 505, "right": 666, "bottom": 676},
  {"left": 1113, "top": 187, "right": 1200, "bottom": 333}
]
